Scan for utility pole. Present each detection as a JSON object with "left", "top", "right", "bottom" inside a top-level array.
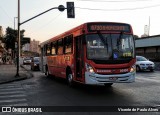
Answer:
[
  {"left": 15, "top": 0, "right": 20, "bottom": 77},
  {"left": 148, "top": 16, "right": 150, "bottom": 36}
]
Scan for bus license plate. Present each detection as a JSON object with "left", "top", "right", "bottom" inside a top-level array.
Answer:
[{"left": 109, "top": 77, "right": 117, "bottom": 81}]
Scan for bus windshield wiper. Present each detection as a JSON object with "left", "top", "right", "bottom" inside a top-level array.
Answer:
[
  {"left": 116, "top": 31, "right": 124, "bottom": 51},
  {"left": 117, "top": 31, "right": 123, "bottom": 46},
  {"left": 97, "top": 31, "right": 108, "bottom": 53}
]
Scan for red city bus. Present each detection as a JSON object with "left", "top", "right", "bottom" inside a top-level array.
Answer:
[{"left": 40, "top": 22, "right": 136, "bottom": 87}]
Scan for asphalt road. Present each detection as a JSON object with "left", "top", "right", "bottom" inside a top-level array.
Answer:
[{"left": 0, "top": 65, "right": 160, "bottom": 115}]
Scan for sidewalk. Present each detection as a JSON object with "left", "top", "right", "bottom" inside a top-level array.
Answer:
[{"left": 0, "top": 64, "right": 33, "bottom": 84}]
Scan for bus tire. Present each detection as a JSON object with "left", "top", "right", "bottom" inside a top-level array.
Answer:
[
  {"left": 66, "top": 69, "right": 74, "bottom": 86},
  {"left": 150, "top": 69, "right": 154, "bottom": 72}
]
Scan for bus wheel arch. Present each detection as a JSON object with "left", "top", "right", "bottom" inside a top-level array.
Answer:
[{"left": 66, "top": 66, "right": 74, "bottom": 86}]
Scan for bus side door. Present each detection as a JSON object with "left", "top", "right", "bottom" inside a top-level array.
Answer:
[{"left": 75, "top": 35, "right": 84, "bottom": 80}]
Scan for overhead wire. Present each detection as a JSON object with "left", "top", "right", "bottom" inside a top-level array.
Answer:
[
  {"left": 21, "top": 0, "right": 64, "bottom": 41},
  {"left": 26, "top": 13, "right": 62, "bottom": 37},
  {"left": 76, "top": 4, "right": 160, "bottom": 11},
  {"left": 77, "top": 0, "right": 152, "bottom": 2},
  {"left": 0, "top": 5, "right": 13, "bottom": 25}
]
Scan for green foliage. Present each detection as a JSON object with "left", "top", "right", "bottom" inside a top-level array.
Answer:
[
  {"left": 133, "top": 35, "right": 139, "bottom": 39},
  {"left": 4, "top": 27, "right": 26, "bottom": 50},
  {"left": 4, "top": 27, "right": 17, "bottom": 50},
  {"left": 21, "top": 37, "right": 30, "bottom": 46}
]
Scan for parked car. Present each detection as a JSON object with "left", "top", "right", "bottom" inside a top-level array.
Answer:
[
  {"left": 136, "top": 56, "right": 155, "bottom": 72},
  {"left": 30, "top": 57, "right": 40, "bottom": 71},
  {"left": 23, "top": 57, "right": 31, "bottom": 65}
]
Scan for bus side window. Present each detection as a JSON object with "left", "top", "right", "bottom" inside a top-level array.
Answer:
[
  {"left": 64, "top": 35, "right": 73, "bottom": 54},
  {"left": 57, "top": 39, "right": 63, "bottom": 55},
  {"left": 43, "top": 45, "right": 45, "bottom": 56},
  {"left": 51, "top": 41, "right": 57, "bottom": 55},
  {"left": 47, "top": 43, "right": 51, "bottom": 56}
]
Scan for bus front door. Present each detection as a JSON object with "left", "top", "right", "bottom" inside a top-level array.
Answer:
[{"left": 75, "top": 36, "right": 84, "bottom": 80}]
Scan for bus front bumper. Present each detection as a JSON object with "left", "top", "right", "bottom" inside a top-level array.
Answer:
[{"left": 85, "top": 72, "right": 136, "bottom": 85}]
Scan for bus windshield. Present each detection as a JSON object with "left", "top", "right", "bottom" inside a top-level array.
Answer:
[{"left": 86, "top": 33, "right": 134, "bottom": 61}]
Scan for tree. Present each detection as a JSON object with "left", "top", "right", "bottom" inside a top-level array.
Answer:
[
  {"left": 4, "top": 27, "right": 17, "bottom": 50},
  {"left": 4, "top": 27, "right": 25, "bottom": 50},
  {"left": 133, "top": 35, "right": 139, "bottom": 39}
]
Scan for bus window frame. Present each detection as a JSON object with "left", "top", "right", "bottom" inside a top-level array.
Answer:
[
  {"left": 64, "top": 35, "right": 73, "bottom": 54},
  {"left": 57, "top": 39, "right": 64, "bottom": 55},
  {"left": 46, "top": 43, "right": 51, "bottom": 56},
  {"left": 51, "top": 41, "right": 57, "bottom": 55}
]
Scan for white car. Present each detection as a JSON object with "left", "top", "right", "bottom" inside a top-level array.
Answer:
[
  {"left": 136, "top": 56, "right": 155, "bottom": 72},
  {"left": 23, "top": 57, "right": 31, "bottom": 65}
]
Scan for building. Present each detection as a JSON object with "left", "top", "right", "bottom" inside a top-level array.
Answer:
[
  {"left": 135, "top": 35, "right": 160, "bottom": 61},
  {"left": 22, "top": 39, "right": 40, "bottom": 57},
  {"left": 22, "top": 43, "right": 30, "bottom": 51},
  {"left": 30, "top": 39, "right": 40, "bottom": 54}
]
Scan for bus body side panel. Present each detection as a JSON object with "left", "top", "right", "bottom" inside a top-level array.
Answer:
[
  {"left": 56, "top": 55, "right": 66, "bottom": 78},
  {"left": 47, "top": 56, "right": 56, "bottom": 76},
  {"left": 39, "top": 47, "right": 47, "bottom": 74},
  {"left": 47, "top": 54, "right": 73, "bottom": 79}
]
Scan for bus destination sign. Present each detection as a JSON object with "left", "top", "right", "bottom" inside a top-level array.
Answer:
[{"left": 88, "top": 23, "right": 131, "bottom": 32}]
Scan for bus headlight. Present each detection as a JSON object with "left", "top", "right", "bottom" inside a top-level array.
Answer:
[
  {"left": 85, "top": 63, "right": 95, "bottom": 73},
  {"left": 130, "top": 65, "right": 136, "bottom": 73}
]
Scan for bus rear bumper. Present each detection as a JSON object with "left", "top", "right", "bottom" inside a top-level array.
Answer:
[{"left": 85, "top": 72, "right": 135, "bottom": 85}]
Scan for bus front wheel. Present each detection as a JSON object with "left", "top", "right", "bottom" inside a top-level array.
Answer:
[{"left": 67, "top": 73, "right": 74, "bottom": 86}]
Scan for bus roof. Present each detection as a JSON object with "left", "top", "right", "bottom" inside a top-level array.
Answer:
[{"left": 40, "top": 22, "right": 132, "bottom": 47}]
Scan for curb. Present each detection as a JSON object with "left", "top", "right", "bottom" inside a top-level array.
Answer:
[
  {"left": 0, "top": 65, "right": 34, "bottom": 84},
  {"left": 0, "top": 73, "right": 28, "bottom": 84},
  {"left": 20, "top": 64, "right": 34, "bottom": 79}
]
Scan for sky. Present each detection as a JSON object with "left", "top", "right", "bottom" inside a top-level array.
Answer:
[{"left": 1, "top": 0, "right": 160, "bottom": 43}]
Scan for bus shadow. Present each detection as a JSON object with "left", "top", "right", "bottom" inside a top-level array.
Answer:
[
  {"left": 46, "top": 75, "right": 114, "bottom": 94},
  {"left": 73, "top": 84, "right": 114, "bottom": 94},
  {"left": 43, "top": 75, "right": 136, "bottom": 105},
  {"left": 136, "top": 71, "right": 155, "bottom": 74}
]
